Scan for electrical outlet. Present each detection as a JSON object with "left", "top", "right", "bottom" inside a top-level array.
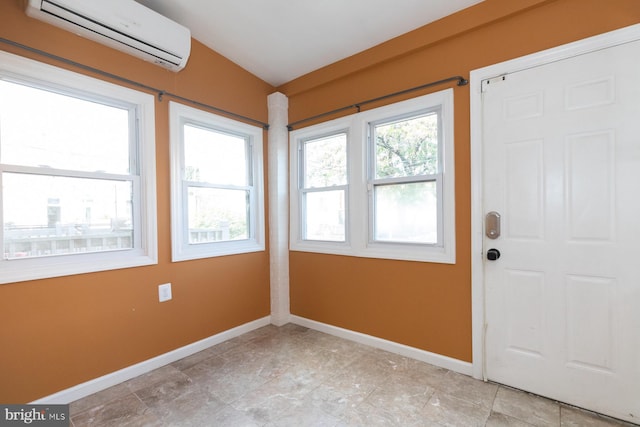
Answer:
[{"left": 158, "top": 283, "right": 172, "bottom": 302}]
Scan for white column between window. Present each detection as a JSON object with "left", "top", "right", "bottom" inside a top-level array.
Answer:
[{"left": 267, "top": 92, "right": 290, "bottom": 326}]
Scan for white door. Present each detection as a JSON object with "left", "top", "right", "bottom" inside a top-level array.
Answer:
[{"left": 482, "top": 39, "right": 640, "bottom": 423}]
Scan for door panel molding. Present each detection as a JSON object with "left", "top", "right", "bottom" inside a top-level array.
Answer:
[{"left": 469, "top": 23, "right": 640, "bottom": 384}]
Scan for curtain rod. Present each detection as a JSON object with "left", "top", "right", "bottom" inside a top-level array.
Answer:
[
  {"left": 0, "top": 37, "right": 270, "bottom": 130},
  {"left": 287, "top": 75, "right": 468, "bottom": 131}
]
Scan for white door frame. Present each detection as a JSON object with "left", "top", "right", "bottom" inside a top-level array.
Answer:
[{"left": 470, "top": 23, "right": 640, "bottom": 381}]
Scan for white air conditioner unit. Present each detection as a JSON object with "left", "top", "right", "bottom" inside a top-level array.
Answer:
[{"left": 25, "top": 0, "right": 191, "bottom": 72}]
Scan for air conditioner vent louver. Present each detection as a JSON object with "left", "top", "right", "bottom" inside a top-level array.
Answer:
[{"left": 26, "top": 0, "right": 191, "bottom": 72}]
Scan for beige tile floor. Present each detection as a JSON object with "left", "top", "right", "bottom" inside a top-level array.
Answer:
[{"left": 69, "top": 324, "right": 637, "bottom": 426}]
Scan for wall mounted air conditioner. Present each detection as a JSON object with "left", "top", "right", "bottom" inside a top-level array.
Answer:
[{"left": 25, "top": 0, "right": 191, "bottom": 72}]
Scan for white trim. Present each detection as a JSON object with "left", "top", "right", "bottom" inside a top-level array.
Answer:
[
  {"left": 30, "top": 316, "right": 271, "bottom": 404},
  {"left": 469, "top": 23, "right": 640, "bottom": 381},
  {"left": 290, "top": 315, "right": 472, "bottom": 376}
]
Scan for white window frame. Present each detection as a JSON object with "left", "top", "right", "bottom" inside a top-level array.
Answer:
[
  {"left": 290, "top": 121, "right": 354, "bottom": 255},
  {"left": 290, "top": 89, "right": 455, "bottom": 263},
  {"left": 0, "top": 51, "right": 158, "bottom": 284},
  {"left": 169, "top": 102, "right": 265, "bottom": 261}
]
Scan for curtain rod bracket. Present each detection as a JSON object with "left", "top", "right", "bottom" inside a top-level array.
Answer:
[
  {"left": 457, "top": 77, "right": 469, "bottom": 86},
  {"left": 158, "top": 91, "right": 165, "bottom": 102}
]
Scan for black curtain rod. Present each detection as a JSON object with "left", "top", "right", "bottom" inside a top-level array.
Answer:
[
  {"left": 287, "top": 75, "right": 468, "bottom": 131},
  {"left": 0, "top": 37, "right": 270, "bottom": 130}
]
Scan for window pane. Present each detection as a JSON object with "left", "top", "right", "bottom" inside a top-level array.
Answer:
[
  {"left": 184, "top": 124, "right": 248, "bottom": 186},
  {"left": 374, "top": 113, "right": 438, "bottom": 179},
  {"left": 303, "top": 133, "right": 347, "bottom": 188},
  {"left": 3, "top": 173, "right": 133, "bottom": 259},
  {"left": 304, "top": 190, "right": 345, "bottom": 241},
  {"left": 0, "top": 80, "right": 131, "bottom": 174},
  {"left": 374, "top": 181, "right": 437, "bottom": 244},
  {"left": 187, "top": 187, "right": 249, "bottom": 243}
]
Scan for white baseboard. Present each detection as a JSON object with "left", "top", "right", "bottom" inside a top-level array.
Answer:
[
  {"left": 290, "top": 315, "right": 473, "bottom": 376},
  {"left": 30, "top": 316, "right": 272, "bottom": 404},
  {"left": 32, "top": 314, "right": 472, "bottom": 404}
]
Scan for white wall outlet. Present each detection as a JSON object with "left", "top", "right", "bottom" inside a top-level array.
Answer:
[{"left": 158, "top": 283, "right": 172, "bottom": 302}]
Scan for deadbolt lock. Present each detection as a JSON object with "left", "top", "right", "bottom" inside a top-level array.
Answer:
[{"left": 485, "top": 211, "right": 501, "bottom": 239}]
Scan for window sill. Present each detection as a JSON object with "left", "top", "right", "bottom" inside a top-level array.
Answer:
[
  {"left": 0, "top": 250, "right": 157, "bottom": 284},
  {"left": 290, "top": 241, "right": 455, "bottom": 264},
  {"left": 171, "top": 239, "right": 265, "bottom": 262}
]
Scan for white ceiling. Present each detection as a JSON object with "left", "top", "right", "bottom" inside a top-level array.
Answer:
[{"left": 135, "top": 0, "right": 484, "bottom": 86}]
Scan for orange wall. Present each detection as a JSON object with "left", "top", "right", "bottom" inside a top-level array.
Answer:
[
  {"left": 282, "top": 0, "right": 640, "bottom": 362},
  {"left": 2, "top": 0, "right": 639, "bottom": 405},
  {"left": 0, "top": 1, "right": 274, "bottom": 403}
]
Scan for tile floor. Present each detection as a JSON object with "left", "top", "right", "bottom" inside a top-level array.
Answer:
[{"left": 69, "top": 324, "right": 636, "bottom": 426}]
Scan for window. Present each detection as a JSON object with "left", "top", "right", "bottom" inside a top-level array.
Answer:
[
  {"left": 169, "top": 102, "right": 265, "bottom": 261},
  {"left": 300, "top": 132, "right": 348, "bottom": 242},
  {"left": 290, "top": 89, "right": 455, "bottom": 263},
  {"left": 0, "top": 51, "right": 157, "bottom": 283},
  {"left": 370, "top": 110, "right": 441, "bottom": 245}
]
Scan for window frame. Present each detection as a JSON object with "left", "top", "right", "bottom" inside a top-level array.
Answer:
[
  {"left": 169, "top": 101, "right": 265, "bottom": 261},
  {"left": 290, "top": 121, "right": 354, "bottom": 255},
  {"left": 0, "top": 51, "right": 158, "bottom": 284},
  {"left": 290, "top": 89, "right": 456, "bottom": 263}
]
